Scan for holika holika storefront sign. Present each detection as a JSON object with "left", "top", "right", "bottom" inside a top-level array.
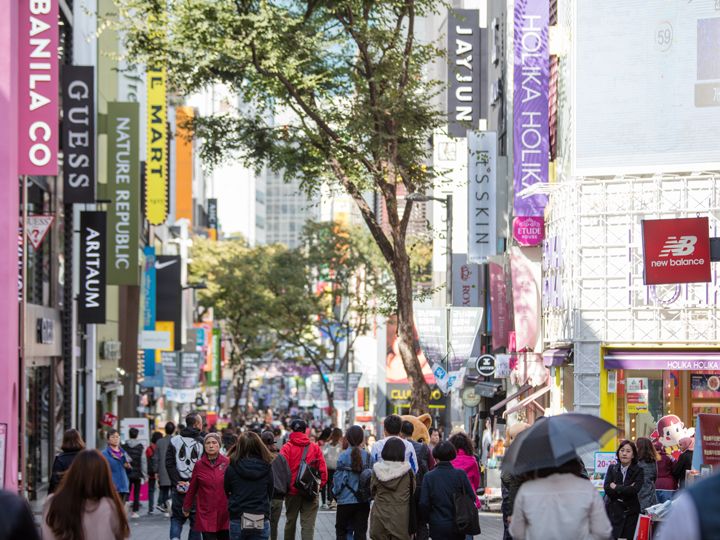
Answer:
[
  {"left": 107, "top": 102, "right": 140, "bottom": 285},
  {"left": 145, "top": 66, "right": 168, "bottom": 225}
]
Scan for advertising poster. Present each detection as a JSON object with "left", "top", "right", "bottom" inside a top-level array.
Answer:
[
  {"left": 449, "top": 307, "right": 483, "bottom": 371},
  {"left": 627, "top": 378, "right": 649, "bottom": 414},
  {"left": 591, "top": 452, "right": 617, "bottom": 489},
  {"left": 692, "top": 414, "right": 720, "bottom": 469},
  {"left": 691, "top": 373, "right": 720, "bottom": 398},
  {"left": 385, "top": 313, "right": 437, "bottom": 385}
]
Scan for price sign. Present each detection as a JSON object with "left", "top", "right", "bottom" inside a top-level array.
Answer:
[{"left": 593, "top": 452, "right": 617, "bottom": 474}]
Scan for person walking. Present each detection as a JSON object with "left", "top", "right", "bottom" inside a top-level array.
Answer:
[
  {"left": 333, "top": 425, "right": 372, "bottom": 540},
  {"left": 225, "top": 431, "right": 275, "bottom": 540},
  {"left": 101, "top": 429, "right": 131, "bottom": 502},
  {"left": 653, "top": 440, "right": 677, "bottom": 503},
  {"left": 322, "top": 427, "right": 343, "bottom": 510},
  {"left": 369, "top": 437, "right": 415, "bottom": 540},
  {"left": 635, "top": 437, "right": 658, "bottom": 512},
  {"left": 49, "top": 428, "right": 85, "bottom": 494},
  {"left": 604, "top": 440, "right": 644, "bottom": 540},
  {"left": 672, "top": 436, "right": 694, "bottom": 489},
  {"left": 400, "top": 421, "right": 433, "bottom": 540},
  {"left": 0, "top": 490, "right": 40, "bottom": 540},
  {"left": 182, "top": 433, "right": 230, "bottom": 540},
  {"left": 427, "top": 428, "right": 440, "bottom": 453},
  {"left": 501, "top": 422, "right": 529, "bottom": 540},
  {"left": 146, "top": 431, "right": 163, "bottom": 515},
  {"left": 261, "top": 430, "right": 291, "bottom": 540},
  {"left": 509, "top": 457, "right": 611, "bottom": 540},
  {"left": 156, "top": 421, "right": 176, "bottom": 514},
  {"left": 281, "top": 419, "right": 328, "bottom": 540},
  {"left": 370, "top": 415, "right": 418, "bottom": 474},
  {"left": 419, "top": 441, "right": 478, "bottom": 540},
  {"left": 42, "top": 449, "right": 130, "bottom": 540},
  {"left": 449, "top": 432, "right": 480, "bottom": 506},
  {"left": 121, "top": 427, "right": 147, "bottom": 518},
  {"left": 167, "top": 412, "right": 205, "bottom": 540}
]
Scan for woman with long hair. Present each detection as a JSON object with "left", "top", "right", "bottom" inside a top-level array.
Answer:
[
  {"left": 332, "top": 425, "right": 371, "bottom": 540},
  {"left": 49, "top": 428, "right": 85, "bottom": 494},
  {"left": 42, "top": 449, "right": 130, "bottom": 540},
  {"left": 604, "top": 440, "right": 644, "bottom": 540},
  {"left": 101, "top": 429, "right": 131, "bottom": 501},
  {"left": 322, "top": 427, "right": 343, "bottom": 510},
  {"left": 224, "top": 431, "right": 275, "bottom": 540},
  {"left": 635, "top": 437, "right": 658, "bottom": 512},
  {"left": 182, "top": 433, "right": 231, "bottom": 540},
  {"left": 449, "top": 432, "right": 481, "bottom": 508}
]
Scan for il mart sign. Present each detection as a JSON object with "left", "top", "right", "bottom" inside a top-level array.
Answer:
[{"left": 642, "top": 217, "right": 711, "bottom": 285}]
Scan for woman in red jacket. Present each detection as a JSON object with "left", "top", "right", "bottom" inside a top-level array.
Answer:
[
  {"left": 654, "top": 440, "right": 677, "bottom": 503},
  {"left": 183, "top": 433, "right": 230, "bottom": 540}
]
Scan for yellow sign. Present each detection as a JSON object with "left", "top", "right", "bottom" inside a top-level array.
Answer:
[
  {"left": 154, "top": 321, "right": 174, "bottom": 365},
  {"left": 146, "top": 66, "right": 168, "bottom": 225}
]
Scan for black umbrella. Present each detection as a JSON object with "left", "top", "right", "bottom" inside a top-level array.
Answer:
[{"left": 501, "top": 413, "right": 617, "bottom": 476}]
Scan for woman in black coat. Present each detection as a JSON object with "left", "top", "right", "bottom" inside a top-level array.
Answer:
[
  {"left": 49, "top": 429, "right": 85, "bottom": 493},
  {"left": 604, "top": 439, "right": 644, "bottom": 540}
]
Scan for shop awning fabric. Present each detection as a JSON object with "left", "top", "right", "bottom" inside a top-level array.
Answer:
[
  {"left": 542, "top": 348, "right": 572, "bottom": 367},
  {"left": 489, "top": 383, "right": 532, "bottom": 415},
  {"left": 604, "top": 350, "right": 720, "bottom": 370},
  {"left": 503, "top": 384, "right": 551, "bottom": 419}
]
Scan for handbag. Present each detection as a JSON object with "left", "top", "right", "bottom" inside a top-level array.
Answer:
[
  {"left": 294, "top": 445, "right": 321, "bottom": 500},
  {"left": 240, "top": 512, "right": 265, "bottom": 531},
  {"left": 453, "top": 473, "right": 481, "bottom": 535}
]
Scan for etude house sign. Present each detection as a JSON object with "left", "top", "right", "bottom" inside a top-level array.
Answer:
[{"left": 448, "top": 9, "right": 480, "bottom": 137}]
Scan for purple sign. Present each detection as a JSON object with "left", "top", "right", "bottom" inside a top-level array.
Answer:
[
  {"left": 604, "top": 352, "right": 720, "bottom": 371},
  {"left": 513, "top": 216, "right": 544, "bottom": 246},
  {"left": 513, "top": 0, "right": 549, "bottom": 218}
]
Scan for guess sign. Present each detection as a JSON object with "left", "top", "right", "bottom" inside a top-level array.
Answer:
[{"left": 642, "top": 217, "right": 711, "bottom": 285}]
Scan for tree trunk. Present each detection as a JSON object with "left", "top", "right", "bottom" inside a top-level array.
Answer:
[{"left": 231, "top": 361, "right": 248, "bottom": 420}]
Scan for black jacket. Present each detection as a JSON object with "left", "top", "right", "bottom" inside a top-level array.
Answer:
[
  {"left": 166, "top": 426, "right": 204, "bottom": 486},
  {"left": 604, "top": 462, "right": 643, "bottom": 539},
  {"left": 672, "top": 449, "right": 693, "bottom": 488},
  {"left": 48, "top": 450, "right": 80, "bottom": 494},
  {"left": 122, "top": 441, "right": 144, "bottom": 481},
  {"left": 0, "top": 490, "right": 40, "bottom": 540},
  {"left": 224, "top": 457, "right": 274, "bottom": 519},
  {"left": 419, "top": 462, "right": 475, "bottom": 537}
]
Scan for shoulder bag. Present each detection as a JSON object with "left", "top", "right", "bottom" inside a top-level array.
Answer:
[
  {"left": 294, "top": 445, "right": 321, "bottom": 500},
  {"left": 454, "top": 472, "right": 481, "bottom": 535}
]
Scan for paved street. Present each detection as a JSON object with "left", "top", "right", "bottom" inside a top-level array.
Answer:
[{"left": 128, "top": 507, "right": 504, "bottom": 539}]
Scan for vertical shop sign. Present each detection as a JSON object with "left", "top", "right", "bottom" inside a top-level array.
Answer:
[
  {"left": 18, "top": 0, "right": 59, "bottom": 175},
  {"left": 468, "top": 131, "right": 497, "bottom": 261},
  {"left": 510, "top": 246, "right": 542, "bottom": 352},
  {"left": 489, "top": 259, "right": 510, "bottom": 349},
  {"left": 207, "top": 198, "right": 218, "bottom": 229},
  {"left": 156, "top": 255, "right": 181, "bottom": 350},
  {"left": 513, "top": 0, "right": 549, "bottom": 219},
  {"left": 107, "top": 102, "right": 140, "bottom": 285},
  {"left": 447, "top": 9, "right": 480, "bottom": 137},
  {"left": 692, "top": 414, "right": 720, "bottom": 469},
  {"left": 78, "top": 211, "right": 106, "bottom": 324},
  {"left": 175, "top": 106, "right": 194, "bottom": 223},
  {"left": 207, "top": 328, "right": 221, "bottom": 387},
  {"left": 61, "top": 66, "right": 95, "bottom": 202},
  {"left": 452, "top": 255, "right": 481, "bottom": 307},
  {"left": 145, "top": 66, "right": 168, "bottom": 224},
  {"left": 142, "top": 246, "right": 158, "bottom": 382}
]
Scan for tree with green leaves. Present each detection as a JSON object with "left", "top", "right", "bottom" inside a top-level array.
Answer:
[{"left": 118, "top": 0, "right": 446, "bottom": 411}]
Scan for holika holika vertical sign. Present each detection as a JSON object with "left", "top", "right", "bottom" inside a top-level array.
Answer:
[
  {"left": 145, "top": 66, "right": 168, "bottom": 225},
  {"left": 107, "top": 102, "right": 140, "bottom": 285},
  {"left": 79, "top": 211, "right": 106, "bottom": 324}
]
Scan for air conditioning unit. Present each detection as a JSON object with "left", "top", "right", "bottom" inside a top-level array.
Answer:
[{"left": 101, "top": 340, "right": 122, "bottom": 361}]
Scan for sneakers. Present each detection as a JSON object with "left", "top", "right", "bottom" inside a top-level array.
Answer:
[
  {"left": 321, "top": 503, "right": 329, "bottom": 510},
  {"left": 131, "top": 512, "right": 140, "bottom": 519},
  {"left": 155, "top": 504, "right": 167, "bottom": 514},
  {"left": 329, "top": 501, "right": 337, "bottom": 510}
]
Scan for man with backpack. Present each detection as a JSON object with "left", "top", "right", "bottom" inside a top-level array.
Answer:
[
  {"left": 280, "top": 419, "right": 328, "bottom": 540},
  {"left": 122, "top": 427, "right": 147, "bottom": 518}
]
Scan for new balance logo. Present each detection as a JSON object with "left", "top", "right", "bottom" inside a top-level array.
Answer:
[{"left": 659, "top": 235, "right": 697, "bottom": 257}]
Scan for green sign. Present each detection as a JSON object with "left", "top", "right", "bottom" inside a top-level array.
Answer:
[
  {"left": 208, "top": 328, "right": 221, "bottom": 387},
  {"left": 107, "top": 102, "right": 140, "bottom": 285}
]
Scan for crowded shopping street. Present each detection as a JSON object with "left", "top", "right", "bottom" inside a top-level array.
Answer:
[{"left": 2, "top": 0, "right": 720, "bottom": 539}]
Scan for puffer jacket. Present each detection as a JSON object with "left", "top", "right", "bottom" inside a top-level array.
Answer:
[
  {"left": 637, "top": 460, "right": 658, "bottom": 511},
  {"left": 332, "top": 447, "right": 371, "bottom": 505},
  {"left": 369, "top": 461, "right": 415, "bottom": 540},
  {"left": 279, "top": 432, "right": 328, "bottom": 496},
  {"left": 224, "top": 457, "right": 274, "bottom": 519}
]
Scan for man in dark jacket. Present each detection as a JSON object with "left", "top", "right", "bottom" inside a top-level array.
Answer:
[
  {"left": 155, "top": 421, "right": 175, "bottom": 514},
  {"left": 280, "top": 419, "right": 328, "bottom": 540},
  {"left": 122, "top": 427, "right": 147, "bottom": 518},
  {"left": 262, "top": 430, "right": 292, "bottom": 540},
  {"left": 166, "top": 413, "right": 204, "bottom": 540}
]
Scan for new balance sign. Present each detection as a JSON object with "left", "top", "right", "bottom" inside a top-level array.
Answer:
[{"left": 642, "top": 218, "right": 711, "bottom": 285}]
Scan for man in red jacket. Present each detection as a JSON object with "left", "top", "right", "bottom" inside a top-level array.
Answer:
[{"left": 281, "top": 419, "right": 328, "bottom": 540}]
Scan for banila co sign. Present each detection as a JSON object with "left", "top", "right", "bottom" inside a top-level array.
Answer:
[{"left": 642, "top": 217, "right": 711, "bottom": 285}]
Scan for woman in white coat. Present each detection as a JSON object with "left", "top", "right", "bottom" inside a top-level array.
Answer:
[{"left": 509, "top": 458, "right": 612, "bottom": 540}]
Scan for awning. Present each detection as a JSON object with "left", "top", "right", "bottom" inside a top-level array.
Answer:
[
  {"left": 489, "top": 383, "right": 532, "bottom": 415},
  {"left": 542, "top": 348, "right": 572, "bottom": 367},
  {"left": 503, "top": 384, "right": 551, "bottom": 418},
  {"left": 604, "top": 350, "right": 720, "bottom": 371}
]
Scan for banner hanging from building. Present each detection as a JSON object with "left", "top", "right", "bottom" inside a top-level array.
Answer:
[
  {"left": 449, "top": 307, "right": 483, "bottom": 371},
  {"left": 156, "top": 255, "right": 182, "bottom": 350},
  {"left": 510, "top": 246, "right": 542, "bottom": 353},
  {"left": 175, "top": 106, "right": 194, "bottom": 223},
  {"left": 452, "top": 255, "right": 481, "bottom": 307},
  {"left": 641, "top": 217, "right": 711, "bottom": 285},
  {"left": 107, "top": 102, "right": 140, "bottom": 285},
  {"left": 207, "top": 328, "right": 221, "bottom": 387},
  {"left": 447, "top": 9, "right": 480, "bottom": 137},
  {"left": 62, "top": 65, "right": 95, "bottom": 203},
  {"left": 414, "top": 307, "right": 447, "bottom": 366},
  {"left": 78, "top": 211, "right": 106, "bottom": 324},
  {"left": 513, "top": 0, "right": 549, "bottom": 218},
  {"left": 145, "top": 66, "right": 168, "bottom": 225},
  {"left": 141, "top": 246, "right": 159, "bottom": 383},
  {"left": 489, "top": 257, "right": 510, "bottom": 350},
  {"left": 18, "top": 0, "right": 59, "bottom": 175},
  {"left": 468, "top": 130, "right": 497, "bottom": 261}
]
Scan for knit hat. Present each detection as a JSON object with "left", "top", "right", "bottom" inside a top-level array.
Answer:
[{"left": 205, "top": 432, "right": 222, "bottom": 446}]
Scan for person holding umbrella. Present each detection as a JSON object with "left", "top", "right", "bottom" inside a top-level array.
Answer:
[{"left": 603, "top": 440, "right": 644, "bottom": 540}]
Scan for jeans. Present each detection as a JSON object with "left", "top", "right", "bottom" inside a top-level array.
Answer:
[
  {"left": 170, "top": 489, "right": 201, "bottom": 540},
  {"left": 129, "top": 478, "right": 142, "bottom": 512},
  {"left": 284, "top": 495, "right": 319, "bottom": 540},
  {"left": 656, "top": 489, "right": 676, "bottom": 504},
  {"left": 229, "top": 519, "right": 270, "bottom": 540},
  {"left": 147, "top": 477, "right": 157, "bottom": 513},
  {"left": 270, "top": 499, "right": 283, "bottom": 540},
  {"left": 158, "top": 486, "right": 171, "bottom": 509},
  {"left": 322, "top": 469, "right": 336, "bottom": 504},
  {"left": 334, "top": 502, "right": 369, "bottom": 540}
]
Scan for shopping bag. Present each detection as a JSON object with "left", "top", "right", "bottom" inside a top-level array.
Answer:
[{"left": 633, "top": 514, "right": 652, "bottom": 540}]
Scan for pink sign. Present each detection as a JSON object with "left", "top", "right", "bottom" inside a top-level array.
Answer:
[
  {"left": 510, "top": 246, "right": 542, "bottom": 353},
  {"left": 513, "top": 216, "right": 545, "bottom": 246},
  {"left": 18, "top": 0, "right": 59, "bottom": 175},
  {"left": 489, "top": 260, "right": 510, "bottom": 350}
]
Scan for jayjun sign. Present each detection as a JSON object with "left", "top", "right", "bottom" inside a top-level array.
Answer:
[
  {"left": 62, "top": 66, "right": 95, "bottom": 203},
  {"left": 19, "top": 0, "right": 59, "bottom": 175},
  {"left": 513, "top": 0, "right": 549, "bottom": 223},
  {"left": 642, "top": 217, "right": 711, "bottom": 285},
  {"left": 448, "top": 9, "right": 480, "bottom": 137}
]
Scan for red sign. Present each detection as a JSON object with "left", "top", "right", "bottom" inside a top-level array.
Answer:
[
  {"left": 642, "top": 217, "right": 711, "bottom": 285},
  {"left": 697, "top": 413, "right": 720, "bottom": 467},
  {"left": 101, "top": 412, "right": 118, "bottom": 427}
]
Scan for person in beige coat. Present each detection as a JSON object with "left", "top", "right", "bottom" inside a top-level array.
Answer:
[
  {"left": 43, "top": 449, "right": 130, "bottom": 540},
  {"left": 509, "top": 458, "right": 612, "bottom": 540},
  {"left": 369, "top": 437, "right": 416, "bottom": 540}
]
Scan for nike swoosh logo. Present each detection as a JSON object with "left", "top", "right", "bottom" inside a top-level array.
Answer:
[{"left": 155, "top": 259, "right": 178, "bottom": 270}]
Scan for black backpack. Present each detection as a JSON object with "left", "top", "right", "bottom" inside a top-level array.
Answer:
[
  {"left": 294, "top": 445, "right": 321, "bottom": 500},
  {"left": 453, "top": 473, "right": 481, "bottom": 536},
  {"left": 337, "top": 452, "right": 373, "bottom": 503}
]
